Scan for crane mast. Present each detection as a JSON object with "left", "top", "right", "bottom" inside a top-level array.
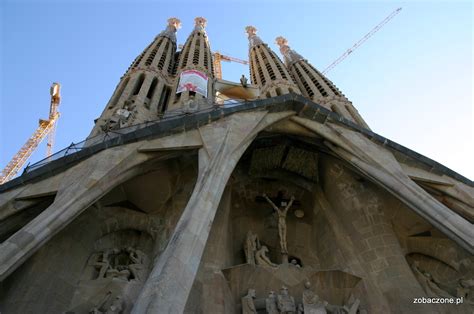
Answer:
[
  {"left": 322, "top": 7, "right": 402, "bottom": 74},
  {"left": 0, "top": 83, "right": 61, "bottom": 184}
]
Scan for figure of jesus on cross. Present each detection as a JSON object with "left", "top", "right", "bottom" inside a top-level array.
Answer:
[{"left": 263, "top": 193, "right": 295, "bottom": 262}]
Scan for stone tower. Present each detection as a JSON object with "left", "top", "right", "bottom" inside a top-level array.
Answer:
[
  {"left": 276, "top": 36, "right": 369, "bottom": 128},
  {"left": 167, "top": 17, "right": 215, "bottom": 113},
  {"left": 1, "top": 18, "right": 473, "bottom": 314},
  {"left": 88, "top": 18, "right": 180, "bottom": 138},
  {"left": 245, "top": 26, "right": 301, "bottom": 99}
]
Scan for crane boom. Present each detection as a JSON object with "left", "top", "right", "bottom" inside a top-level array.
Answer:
[
  {"left": 322, "top": 7, "right": 402, "bottom": 74},
  {"left": 177, "top": 44, "right": 248, "bottom": 79},
  {"left": 0, "top": 83, "right": 61, "bottom": 184}
]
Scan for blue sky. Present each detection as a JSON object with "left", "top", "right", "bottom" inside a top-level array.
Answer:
[{"left": 1, "top": 0, "right": 472, "bottom": 180}]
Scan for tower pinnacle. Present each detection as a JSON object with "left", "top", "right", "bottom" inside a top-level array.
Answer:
[
  {"left": 158, "top": 17, "right": 181, "bottom": 43},
  {"left": 275, "top": 36, "right": 304, "bottom": 65},
  {"left": 245, "top": 26, "right": 263, "bottom": 47},
  {"left": 194, "top": 17, "right": 207, "bottom": 31}
]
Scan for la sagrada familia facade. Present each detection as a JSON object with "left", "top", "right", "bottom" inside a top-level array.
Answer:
[{"left": 0, "top": 17, "right": 473, "bottom": 314}]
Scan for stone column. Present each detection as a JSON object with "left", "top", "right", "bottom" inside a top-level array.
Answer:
[{"left": 132, "top": 111, "right": 295, "bottom": 313}]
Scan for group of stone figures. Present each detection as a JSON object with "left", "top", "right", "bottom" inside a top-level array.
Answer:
[
  {"left": 89, "top": 292, "right": 124, "bottom": 314},
  {"left": 101, "top": 103, "right": 135, "bottom": 132},
  {"left": 244, "top": 193, "right": 297, "bottom": 267},
  {"left": 244, "top": 231, "right": 278, "bottom": 267},
  {"left": 93, "top": 247, "right": 147, "bottom": 282},
  {"left": 242, "top": 281, "right": 360, "bottom": 314},
  {"left": 411, "top": 261, "right": 474, "bottom": 304}
]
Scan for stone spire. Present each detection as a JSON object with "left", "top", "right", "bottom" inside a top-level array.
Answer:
[
  {"left": 245, "top": 26, "right": 264, "bottom": 47},
  {"left": 275, "top": 36, "right": 369, "bottom": 128},
  {"left": 245, "top": 26, "right": 301, "bottom": 99},
  {"left": 275, "top": 36, "right": 304, "bottom": 65},
  {"left": 166, "top": 17, "right": 215, "bottom": 113},
  {"left": 87, "top": 18, "right": 181, "bottom": 139},
  {"left": 157, "top": 17, "right": 182, "bottom": 43}
]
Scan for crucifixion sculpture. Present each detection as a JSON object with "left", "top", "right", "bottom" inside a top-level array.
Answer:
[{"left": 263, "top": 192, "right": 295, "bottom": 261}]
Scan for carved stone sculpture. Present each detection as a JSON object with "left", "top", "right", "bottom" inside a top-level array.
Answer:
[
  {"left": 277, "top": 286, "right": 296, "bottom": 313},
  {"left": 457, "top": 279, "right": 474, "bottom": 304},
  {"left": 297, "top": 303, "right": 304, "bottom": 314},
  {"left": 411, "top": 261, "right": 452, "bottom": 298},
  {"left": 240, "top": 75, "right": 248, "bottom": 87},
  {"left": 93, "top": 249, "right": 113, "bottom": 279},
  {"left": 101, "top": 106, "right": 132, "bottom": 132},
  {"left": 302, "top": 281, "right": 327, "bottom": 314},
  {"left": 263, "top": 193, "right": 295, "bottom": 256},
  {"left": 106, "top": 296, "right": 124, "bottom": 314},
  {"left": 93, "top": 247, "right": 147, "bottom": 282},
  {"left": 242, "top": 289, "right": 257, "bottom": 314},
  {"left": 127, "top": 247, "right": 147, "bottom": 281},
  {"left": 255, "top": 245, "right": 277, "bottom": 268},
  {"left": 266, "top": 291, "right": 279, "bottom": 314},
  {"left": 244, "top": 231, "right": 260, "bottom": 265}
]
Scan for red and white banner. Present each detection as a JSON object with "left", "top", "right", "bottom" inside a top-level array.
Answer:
[{"left": 176, "top": 70, "right": 208, "bottom": 97}]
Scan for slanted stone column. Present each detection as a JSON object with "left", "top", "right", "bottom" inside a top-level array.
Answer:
[{"left": 132, "top": 111, "right": 295, "bottom": 313}]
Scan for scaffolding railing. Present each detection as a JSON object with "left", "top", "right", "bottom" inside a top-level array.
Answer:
[{"left": 21, "top": 100, "right": 248, "bottom": 175}]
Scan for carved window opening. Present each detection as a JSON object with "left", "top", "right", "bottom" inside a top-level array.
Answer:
[
  {"left": 181, "top": 38, "right": 192, "bottom": 68},
  {"left": 299, "top": 63, "right": 328, "bottom": 97},
  {"left": 145, "top": 38, "right": 162, "bottom": 66},
  {"left": 157, "top": 40, "right": 170, "bottom": 70},
  {"left": 254, "top": 52, "right": 266, "bottom": 86},
  {"left": 108, "top": 76, "right": 130, "bottom": 109},
  {"left": 312, "top": 66, "right": 341, "bottom": 96},
  {"left": 132, "top": 73, "right": 146, "bottom": 96},
  {"left": 159, "top": 85, "right": 171, "bottom": 112},
  {"left": 270, "top": 50, "right": 288, "bottom": 80},
  {"left": 147, "top": 77, "right": 158, "bottom": 101},
  {"left": 193, "top": 36, "right": 201, "bottom": 65},
  {"left": 171, "top": 51, "right": 180, "bottom": 75}
]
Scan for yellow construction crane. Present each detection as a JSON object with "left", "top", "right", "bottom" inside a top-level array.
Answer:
[
  {"left": 177, "top": 44, "right": 248, "bottom": 79},
  {"left": 0, "top": 83, "right": 61, "bottom": 184},
  {"left": 212, "top": 52, "right": 249, "bottom": 79}
]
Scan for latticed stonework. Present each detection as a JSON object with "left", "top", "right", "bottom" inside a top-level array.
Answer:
[
  {"left": 276, "top": 36, "right": 369, "bottom": 129},
  {"left": 245, "top": 26, "right": 301, "bottom": 99},
  {"left": 88, "top": 18, "right": 180, "bottom": 138},
  {"left": 167, "top": 17, "right": 215, "bottom": 112}
]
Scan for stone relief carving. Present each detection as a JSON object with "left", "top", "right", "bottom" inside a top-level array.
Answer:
[
  {"left": 242, "top": 289, "right": 257, "bottom": 314},
  {"left": 263, "top": 193, "right": 295, "bottom": 257},
  {"left": 90, "top": 292, "right": 124, "bottom": 314},
  {"left": 457, "top": 278, "right": 474, "bottom": 304},
  {"left": 255, "top": 245, "right": 278, "bottom": 268},
  {"left": 101, "top": 106, "right": 134, "bottom": 132},
  {"left": 92, "top": 247, "right": 148, "bottom": 282},
  {"left": 244, "top": 231, "right": 260, "bottom": 265},
  {"left": 302, "top": 281, "right": 327, "bottom": 314},
  {"left": 411, "top": 261, "right": 453, "bottom": 298},
  {"left": 240, "top": 283, "right": 361, "bottom": 314},
  {"left": 277, "top": 286, "right": 296, "bottom": 313},
  {"left": 265, "top": 291, "right": 279, "bottom": 314}
]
